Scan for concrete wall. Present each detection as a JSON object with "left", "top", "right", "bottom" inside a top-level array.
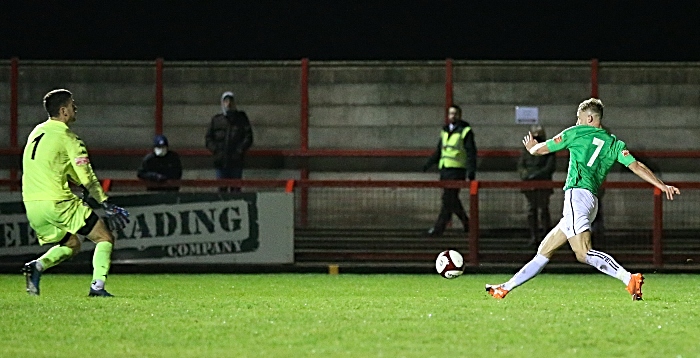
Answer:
[
  {"left": 13, "top": 62, "right": 156, "bottom": 148},
  {"left": 163, "top": 62, "right": 300, "bottom": 149},
  {"left": 5, "top": 60, "right": 700, "bottom": 152},
  {"left": 599, "top": 63, "right": 700, "bottom": 150},
  {"left": 309, "top": 62, "right": 445, "bottom": 149}
]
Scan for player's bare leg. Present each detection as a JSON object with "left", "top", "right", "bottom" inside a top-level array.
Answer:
[
  {"left": 85, "top": 219, "right": 116, "bottom": 297},
  {"left": 486, "top": 224, "right": 568, "bottom": 299},
  {"left": 23, "top": 235, "right": 81, "bottom": 296},
  {"left": 568, "top": 230, "right": 644, "bottom": 300}
]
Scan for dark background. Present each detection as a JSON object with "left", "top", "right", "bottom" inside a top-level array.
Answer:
[{"left": 1, "top": 1, "right": 699, "bottom": 61}]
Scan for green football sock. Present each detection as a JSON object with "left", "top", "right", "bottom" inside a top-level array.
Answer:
[
  {"left": 38, "top": 245, "right": 74, "bottom": 271},
  {"left": 92, "top": 242, "right": 113, "bottom": 283}
]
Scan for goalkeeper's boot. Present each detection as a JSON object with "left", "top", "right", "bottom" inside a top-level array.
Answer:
[
  {"left": 88, "top": 288, "right": 114, "bottom": 297},
  {"left": 626, "top": 273, "right": 644, "bottom": 301},
  {"left": 485, "top": 284, "right": 509, "bottom": 299},
  {"left": 22, "top": 261, "right": 42, "bottom": 296}
]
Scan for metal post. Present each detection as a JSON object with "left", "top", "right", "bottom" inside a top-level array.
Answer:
[
  {"left": 653, "top": 187, "right": 663, "bottom": 268},
  {"left": 469, "top": 180, "right": 479, "bottom": 266},
  {"left": 591, "top": 58, "right": 599, "bottom": 98},
  {"left": 300, "top": 58, "right": 309, "bottom": 151},
  {"left": 445, "top": 58, "right": 453, "bottom": 124},
  {"left": 10, "top": 57, "right": 19, "bottom": 191},
  {"left": 155, "top": 57, "right": 164, "bottom": 135},
  {"left": 300, "top": 58, "right": 310, "bottom": 228}
]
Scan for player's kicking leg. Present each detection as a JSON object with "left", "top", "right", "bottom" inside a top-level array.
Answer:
[
  {"left": 568, "top": 231, "right": 644, "bottom": 301},
  {"left": 486, "top": 223, "right": 568, "bottom": 299},
  {"left": 84, "top": 218, "right": 116, "bottom": 297}
]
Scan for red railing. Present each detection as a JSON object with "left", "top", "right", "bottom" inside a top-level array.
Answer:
[
  {"left": 155, "top": 57, "right": 164, "bottom": 135},
  {"left": 444, "top": 57, "right": 453, "bottom": 124},
  {"left": 3, "top": 178, "right": 696, "bottom": 269}
]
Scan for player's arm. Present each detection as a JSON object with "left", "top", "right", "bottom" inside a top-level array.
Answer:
[
  {"left": 522, "top": 131, "right": 551, "bottom": 156},
  {"left": 66, "top": 134, "right": 130, "bottom": 229},
  {"left": 66, "top": 135, "right": 108, "bottom": 203},
  {"left": 627, "top": 161, "right": 680, "bottom": 200}
]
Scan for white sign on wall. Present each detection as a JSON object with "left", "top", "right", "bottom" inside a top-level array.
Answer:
[{"left": 515, "top": 106, "right": 539, "bottom": 124}]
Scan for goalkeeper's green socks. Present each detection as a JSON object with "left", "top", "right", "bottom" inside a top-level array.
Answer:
[
  {"left": 91, "top": 242, "right": 113, "bottom": 290},
  {"left": 37, "top": 245, "right": 74, "bottom": 271}
]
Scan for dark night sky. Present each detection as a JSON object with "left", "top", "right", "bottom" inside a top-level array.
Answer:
[{"left": 1, "top": 1, "right": 699, "bottom": 61}]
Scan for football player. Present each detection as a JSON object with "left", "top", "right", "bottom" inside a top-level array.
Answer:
[
  {"left": 21, "top": 89, "right": 129, "bottom": 297},
  {"left": 486, "top": 98, "right": 680, "bottom": 300}
]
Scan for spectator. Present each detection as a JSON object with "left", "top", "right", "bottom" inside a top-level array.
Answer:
[
  {"left": 517, "top": 125, "right": 556, "bottom": 246},
  {"left": 422, "top": 105, "right": 477, "bottom": 237},
  {"left": 137, "top": 135, "right": 182, "bottom": 191},
  {"left": 205, "top": 91, "right": 254, "bottom": 192}
]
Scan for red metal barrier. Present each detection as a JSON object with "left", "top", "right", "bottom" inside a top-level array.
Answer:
[
  {"left": 5, "top": 147, "right": 700, "bottom": 158},
  {"left": 9, "top": 57, "right": 18, "bottom": 148},
  {"left": 300, "top": 58, "right": 309, "bottom": 151},
  {"left": 653, "top": 187, "right": 663, "bottom": 268},
  {"left": 591, "top": 58, "right": 599, "bottom": 98},
  {"left": 155, "top": 57, "right": 164, "bottom": 135},
  {"left": 9, "top": 57, "right": 19, "bottom": 191},
  {"left": 469, "top": 180, "right": 479, "bottom": 266},
  {"left": 0, "top": 178, "right": 694, "bottom": 267},
  {"left": 445, "top": 58, "right": 453, "bottom": 124}
]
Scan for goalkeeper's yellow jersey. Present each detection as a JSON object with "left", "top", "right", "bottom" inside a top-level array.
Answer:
[{"left": 22, "top": 119, "right": 108, "bottom": 203}]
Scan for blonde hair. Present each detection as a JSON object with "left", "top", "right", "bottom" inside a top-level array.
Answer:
[{"left": 578, "top": 98, "right": 604, "bottom": 119}]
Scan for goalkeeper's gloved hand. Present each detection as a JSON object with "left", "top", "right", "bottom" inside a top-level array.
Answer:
[{"left": 102, "top": 201, "right": 130, "bottom": 231}]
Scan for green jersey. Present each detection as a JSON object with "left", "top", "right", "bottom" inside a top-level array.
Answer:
[
  {"left": 545, "top": 125, "right": 636, "bottom": 196},
  {"left": 22, "top": 119, "right": 108, "bottom": 203}
]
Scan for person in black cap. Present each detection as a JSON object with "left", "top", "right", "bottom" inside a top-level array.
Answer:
[
  {"left": 137, "top": 134, "right": 182, "bottom": 191},
  {"left": 205, "top": 91, "right": 254, "bottom": 192}
]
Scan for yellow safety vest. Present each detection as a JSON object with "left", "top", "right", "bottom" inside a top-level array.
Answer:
[{"left": 439, "top": 127, "right": 471, "bottom": 169}]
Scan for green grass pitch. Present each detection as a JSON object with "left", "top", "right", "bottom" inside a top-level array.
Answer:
[{"left": 1, "top": 273, "right": 698, "bottom": 357}]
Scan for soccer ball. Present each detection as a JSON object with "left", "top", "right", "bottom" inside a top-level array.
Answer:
[{"left": 435, "top": 250, "right": 464, "bottom": 279}]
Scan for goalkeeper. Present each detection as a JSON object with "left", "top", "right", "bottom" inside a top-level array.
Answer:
[{"left": 21, "top": 89, "right": 129, "bottom": 297}]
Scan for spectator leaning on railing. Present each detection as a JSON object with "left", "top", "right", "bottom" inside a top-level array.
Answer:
[
  {"left": 205, "top": 91, "right": 254, "bottom": 192},
  {"left": 137, "top": 134, "right": 182, "bottom": 192}
]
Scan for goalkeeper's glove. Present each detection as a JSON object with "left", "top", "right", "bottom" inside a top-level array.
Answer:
[{"left": 102, "top": 201, "right": 130, "bottom": 231}]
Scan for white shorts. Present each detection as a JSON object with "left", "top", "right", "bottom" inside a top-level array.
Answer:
[{"left": 556, "top": 188, "right": 598, "bottom": 239}]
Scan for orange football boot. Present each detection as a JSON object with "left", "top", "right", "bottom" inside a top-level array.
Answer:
[
  {"left": 485, "top": 284, "right": 509, "bottom": 299},
  {"left": 626, "top": 273, "right": 644, "bottom": 301}
]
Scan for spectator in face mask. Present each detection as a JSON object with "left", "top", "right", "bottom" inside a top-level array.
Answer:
[
  {"left": 137, "top": 134, "right": 183, "bottom": 192},
  {"left": 517, "top": 125, "right": 556, "bottom": 246}
]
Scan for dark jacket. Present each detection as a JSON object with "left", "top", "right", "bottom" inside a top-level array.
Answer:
[
  {"left": 205, "top": 110, "right": 254, "bottom": 169},
  {"left": 517, "top": 149, "right": 556, "bottom": 181},
  {"left": 424, "top": 120, "right": 477, "bottom": 180},
  {"left": 137, "top": 151, "right": 183, "bottom": 191}
]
